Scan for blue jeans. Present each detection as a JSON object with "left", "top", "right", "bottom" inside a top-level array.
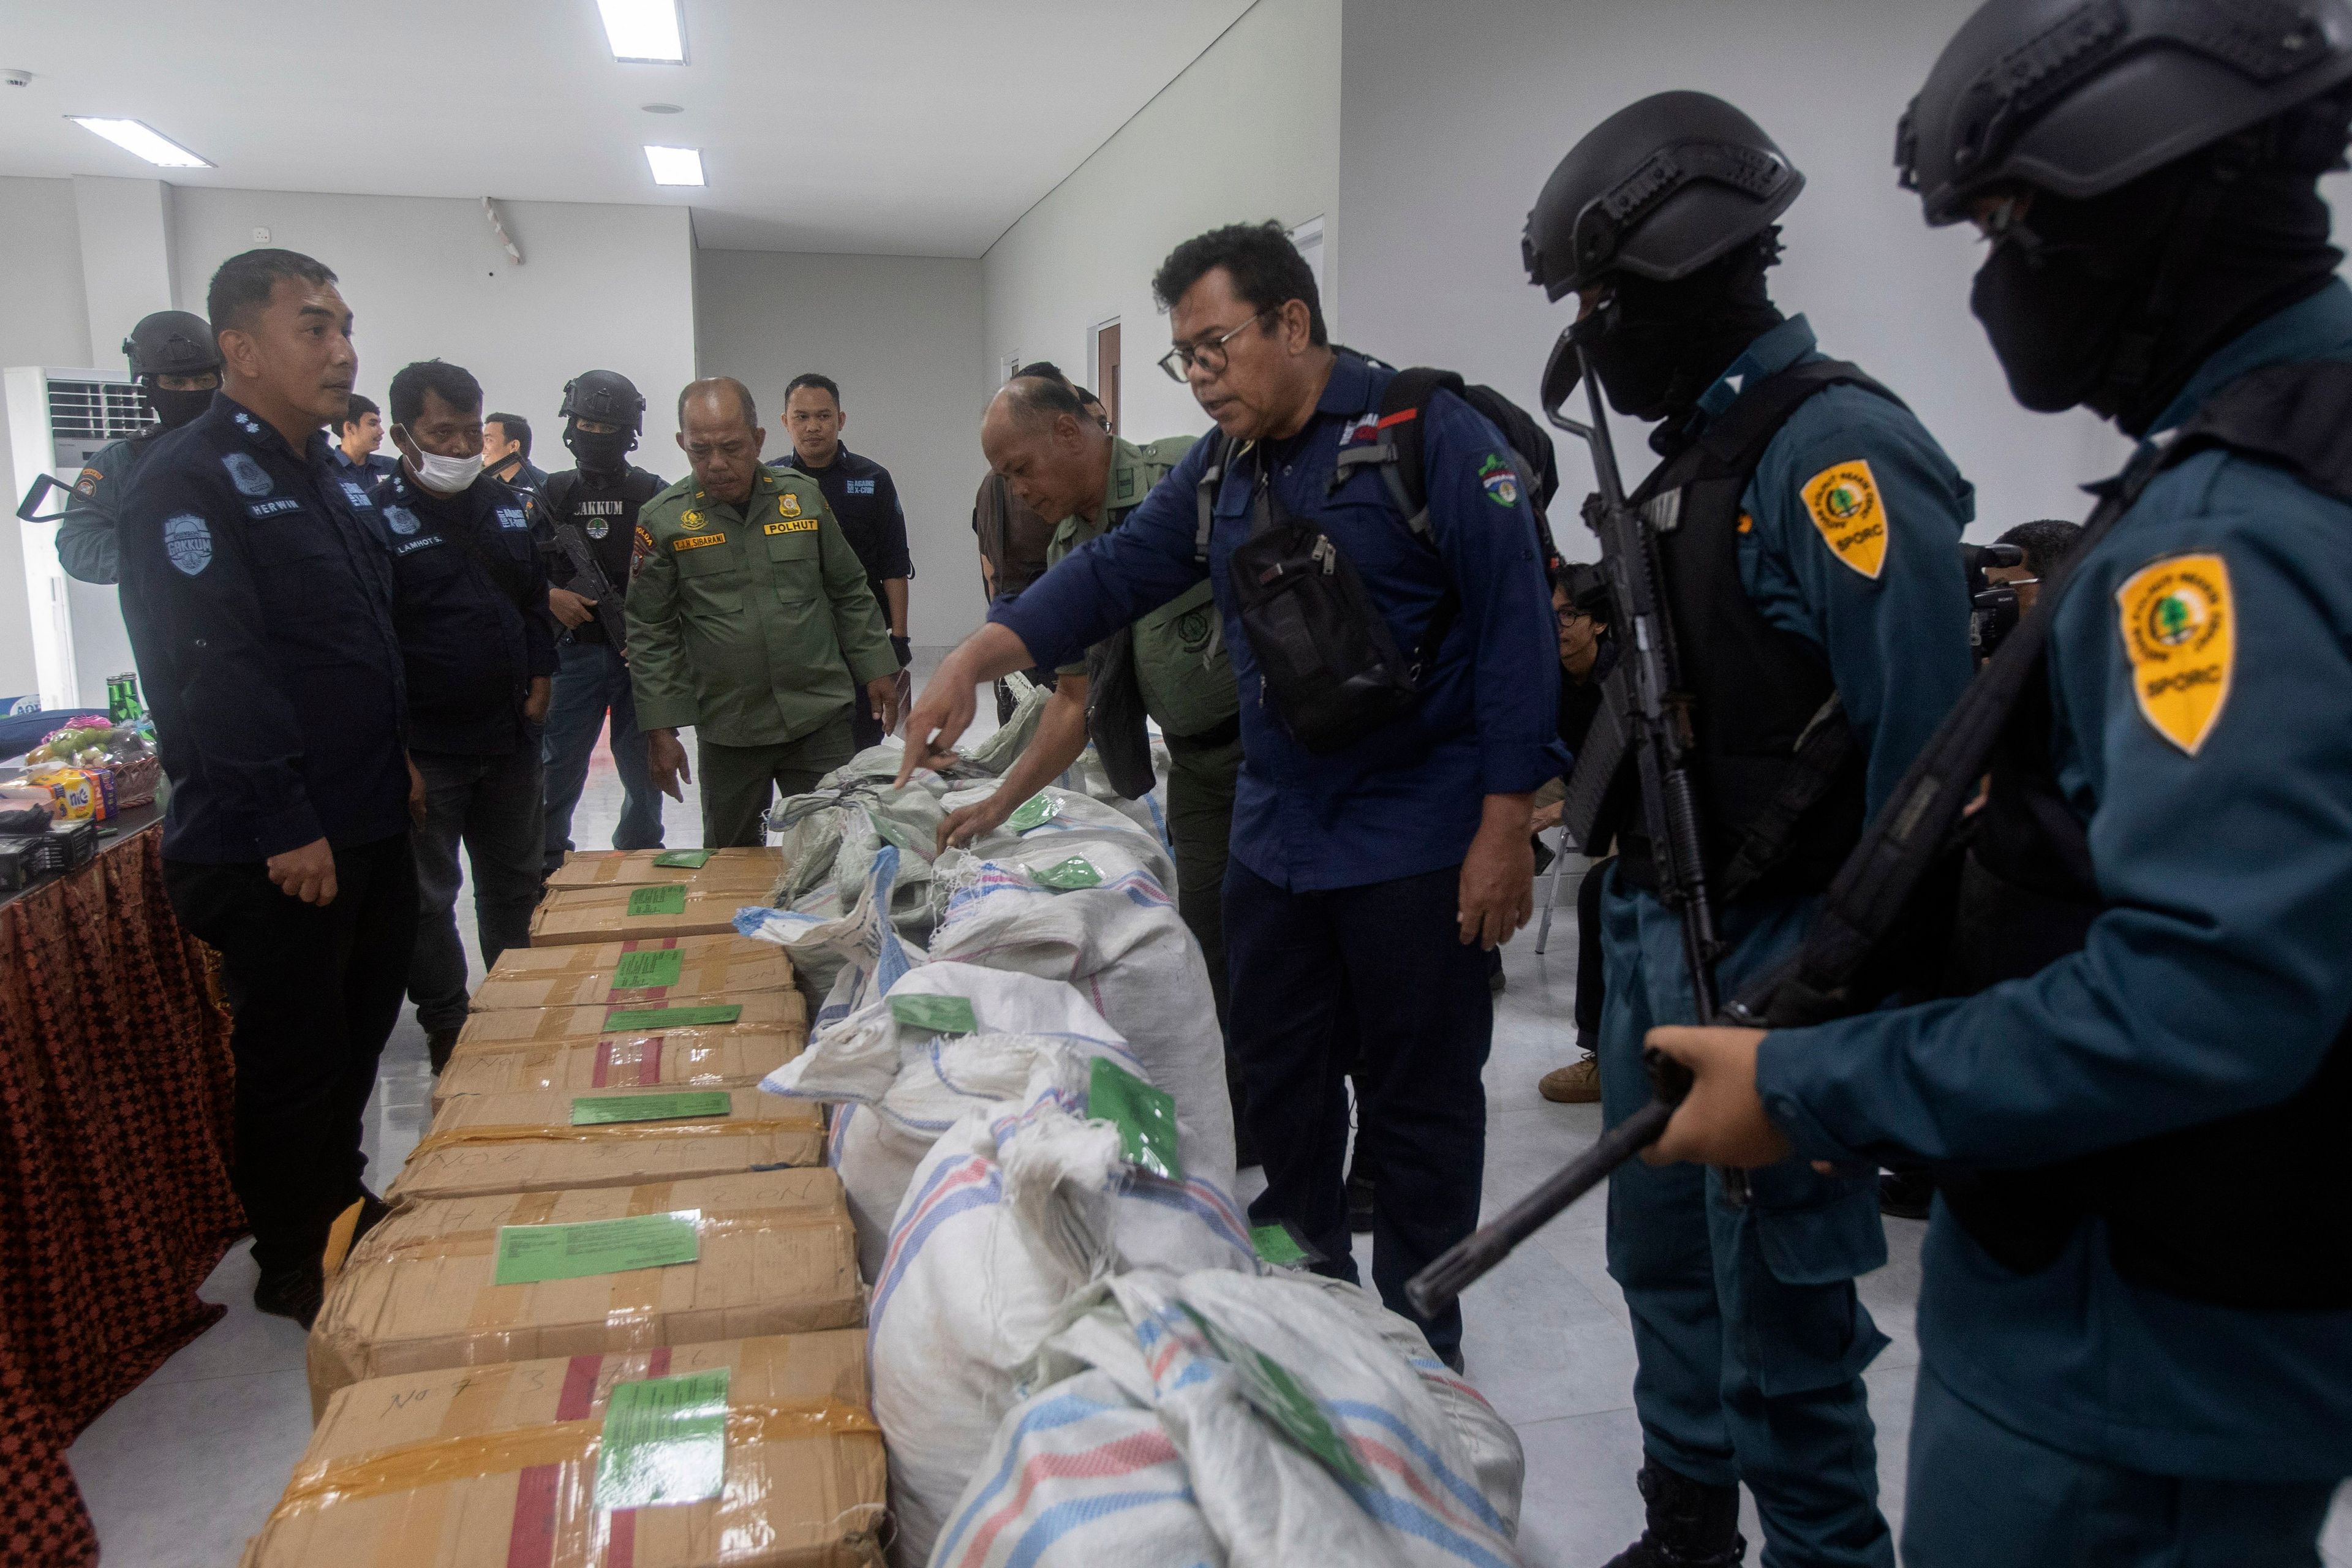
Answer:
[
  {"left": 540, "top": 639, "right": 662, "bottom": 874},
  {"left": 1599, "top": 865, "right": 1893, "bottom": 1568},
  {"left": 410, "top": 743, "right": 545, "bottom": 1035},
  {"left": 1903, "top": 1363, "right": 2339, "bottom": 1567}
]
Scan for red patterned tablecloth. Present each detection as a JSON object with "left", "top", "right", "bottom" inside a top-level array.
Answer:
[{"left": 0, "top": 822, "right": 245, "bottom": 1568}]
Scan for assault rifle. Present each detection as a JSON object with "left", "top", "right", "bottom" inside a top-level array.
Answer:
[
  {"left": 1408, "top": 331, "right": 1727, "bottom": 1317},
  {"left": 548, "top": 516, "right": 630, "bottom": 653}
]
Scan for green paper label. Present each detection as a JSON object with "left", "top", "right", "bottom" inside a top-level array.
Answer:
[
  {"left": 1005, "top": 792, "right": 1060, "bottom": 833},
  {"left": 1089, "top": 1058, "right": 1182, "bottom": 1182},
  {"left": 492, "top": 1209, "right": 702, "bottom": 1286},
  {"left": 652, "top": 848, "right": 715, "bottom": 869},
  {"left": 889, "top": 992, "right": 977, "bottom": 1036},
  {"left": 1183, "top": 1305, "right": 1371, "bottom": 1486},
  {"left": 594, "top": 1367, "right": 730, "bottom": 1510},
  {"left": 610, "top": 949, "right": 685, "bottom": 991},
  {"left": 1030, "top": 856, "right": 1102, "bottom": 891},
  {"left": 603, "top": 1004, "right": 742, "bottom": 1031},
  {"left": 627, "top": 884, "right": 688, "bottom": 916},
  {"left": 1251, "top": 1223, "right": 1309, "bottom": 1267},
  {"left": 570, "top": 1091, "right": 733, "bottom": 1126}
]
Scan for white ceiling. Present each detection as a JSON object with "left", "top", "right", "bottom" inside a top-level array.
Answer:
[{"left": 0, "top": 0, "right": 1255, "bottom": 257}]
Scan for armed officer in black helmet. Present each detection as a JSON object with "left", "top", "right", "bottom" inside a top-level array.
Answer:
[
  {"left": 58, "top": 310, "right": 222, "bottom": 585},
  {"left": 535, "top": 369, "right": 670, "bottom": 873},
  {"left": 1651, "top": 2, "right": 2352, "bottom": 1562},
  {"left": 1522, "top": 93, "right": 1977, "bottom": 1568}
]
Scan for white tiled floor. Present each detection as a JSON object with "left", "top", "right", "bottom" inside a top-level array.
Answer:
[{"left": 63, "top": 688, "right": 2352, "bottom": 1565}]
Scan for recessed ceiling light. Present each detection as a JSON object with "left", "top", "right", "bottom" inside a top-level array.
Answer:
[
  {"left": 641, "top": 102, "right": 684, "bottom": 114},
  {"left": 597, "top": 0, "right": 686, "bottom": 64},
  {"left": 644, "top": 145, "right": 704, "bottom": 187},
  {"left": 67, "top": 116, "right": 212, "bottom": 168}
]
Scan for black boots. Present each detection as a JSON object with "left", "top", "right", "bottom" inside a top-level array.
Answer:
[{"left": 1600, "top": 1460, "right": 1746, "bottom": 1568}]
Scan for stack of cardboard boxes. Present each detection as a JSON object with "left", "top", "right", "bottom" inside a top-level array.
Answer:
[{"left": 243, "top": 848, "right": 892, "bottom": 1568}]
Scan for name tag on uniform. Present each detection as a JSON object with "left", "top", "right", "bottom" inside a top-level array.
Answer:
[
  {"left": 247, "top": 497, "right": 303, "bottom": 519},
  {"left": 497, "top": 507, "right": 529, "bottom": 530},
  {"left": 673, "top": 532, "right": 727, "bottom": 552},
  {"left": 845, "top": 478, "right": 876, "bottom": 496},
  {"left": 764, "top": 518, "right": 819, "bottom": 535}
]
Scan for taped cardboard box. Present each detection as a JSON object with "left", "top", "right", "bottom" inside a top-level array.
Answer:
[
  {"left": 544, "top": 846, "right": 786, "bottom": 893},
  {"left": 433, "top": 1027, "right": 808, "bottom": 1111},
  {"left": 309, "top": 1170, "right": 864, "bottom": 1419},
  {"left": 388, "top": 1085, "right": 825, "bottom": 1204},
  {"left": 454, "top": 992, "right": 807, "bottom": 1049},
  {"left": 531, "top": 886, "right": 770, "bottom": 948},
  {"left": 472, "top": 935, "right": 796, "bottom": 1012},
  {"left": 250, "top": 1332, "right": 883, "bottom": 1568}
]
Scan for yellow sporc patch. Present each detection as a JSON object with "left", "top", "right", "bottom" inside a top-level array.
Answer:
[
  {"left": 1802, "top": 461, "right": 1888, "bottom": 580},
  {"left": 2117, "top": 552, "right": 2234, "bottom": 755},
  {"left": 777, "top": 494, "right": 801, "bottom": 518}
]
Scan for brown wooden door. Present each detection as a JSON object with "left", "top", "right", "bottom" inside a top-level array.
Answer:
[{"left": 1097, "top": 321, "right": 1121, "bottom": 434}]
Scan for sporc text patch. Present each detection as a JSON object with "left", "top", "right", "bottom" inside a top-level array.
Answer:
[
  {"left": 1802, "top": 460, "right": 1888, "bottom": 580},
  {"left": 2117, "top": 551, "right": 2234, "bottom": 756}
]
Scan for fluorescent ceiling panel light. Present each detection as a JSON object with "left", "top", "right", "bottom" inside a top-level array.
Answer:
[
  {"left": 67, "top": 117, "right": 211, "bottom": 168},
  {"left": 644, "top": 145, "right": 704, "bottom": 186},
  {"left": 598, "top": 0, "right": 686, "bottom": 62}
]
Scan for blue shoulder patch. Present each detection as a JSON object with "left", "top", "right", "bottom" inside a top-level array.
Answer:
[
  {"left": 497, "top": 507, "right": 529, "bottom": 531},
  {"left": 338, "top": 478, "right": 375, "bottom": 509},
  {"left": 221, "top": 452, "right": 274, "bottom": 498},
  {"left": 845, "top": 478, "right": 878, "bottom": 496},
  {"left": 164, "top": 513, "right": 213, "bottom": 576}
]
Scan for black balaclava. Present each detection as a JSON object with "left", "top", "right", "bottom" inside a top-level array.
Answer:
[
  {"left": 1581, "top": 231, "right": 1787, "bottom": 429},
  {"left": 1971, "top": 103, "right": 2348, "bottom": 435},
  {"left": 564, "top": 420, "right": 635, "bottom": 477},
  {"left": 145, "top": 382, "right": 213, "bottom": 431}
]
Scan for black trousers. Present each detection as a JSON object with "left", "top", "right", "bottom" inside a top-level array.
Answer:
[
  {"left": 164, "top": 832, "right": 418, "bottom": 1274},
  {"left": 1224, "top": 858, "right": 1493, "bottom": 1358}
]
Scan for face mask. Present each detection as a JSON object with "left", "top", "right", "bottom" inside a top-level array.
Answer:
[
  {"left": 566, "top": 424, "right": 634, "bottom": 472},
  {"left": 402, "top": 435, "right": 484, "bottom": 495},
  {"left": 146, "top": 385, "right": 213, "bottom": 431},
  {"left": 1578, "top": 239, "right": 1785, "bottom": 426},
  {"left": 1969, "top": 239, "right": 2139, "bottom": 415}
]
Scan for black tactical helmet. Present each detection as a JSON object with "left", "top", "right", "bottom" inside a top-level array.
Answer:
[
  {"left": 1900, "top": 0, "right": 2352, "bottom": 225},
  {"left": 122, "top": 310, "right": 220, "bottom": 378},
  {"left": 560, "top": 369, "right": 645, "bottom": 432},
  {"left": 1523, "top": 91, "right": 1805, "bottom": 301}
]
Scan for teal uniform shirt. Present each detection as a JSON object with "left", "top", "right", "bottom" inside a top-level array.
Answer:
[
  {"left": 58, "top": 435, "right": 161, "bottom": 584},
  {"left": 1758, "top": 281, "right": 2352, "bottom": 1480}
]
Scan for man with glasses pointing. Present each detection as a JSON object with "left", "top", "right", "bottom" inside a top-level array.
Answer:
[{"left": 897, "top": 221, "right": 1563, "bottom": 1370}]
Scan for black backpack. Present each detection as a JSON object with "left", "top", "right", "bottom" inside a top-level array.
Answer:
[{"left": 1194, "top": 362, "right": 1560, "bottom": 753}]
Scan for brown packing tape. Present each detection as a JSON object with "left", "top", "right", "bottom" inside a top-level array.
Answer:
[
  {"left": 266, "top": 1399, "right": 881, "bottom": 1520},
  {"left": 321, "top": 1197, "right": 367, "bottom": 1280},
  {"left": 404, "top": 1116, "right": 814, "bottom": 1162}
]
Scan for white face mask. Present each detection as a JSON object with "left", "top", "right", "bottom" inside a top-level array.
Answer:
[{"left": 399, "top": 430, "right": 484, "bottom": 494}]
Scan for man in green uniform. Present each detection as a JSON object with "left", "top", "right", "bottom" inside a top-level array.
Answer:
[
  {"left": 626, "top": 377, "right": 900, "bottom": 847},
  {"left": 941, "top": 370, "right": 1242, "bottom": 1030}
]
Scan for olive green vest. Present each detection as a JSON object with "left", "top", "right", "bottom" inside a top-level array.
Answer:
[{"left": 1047, "top": 434, "right": 1238, "bottom": 738}]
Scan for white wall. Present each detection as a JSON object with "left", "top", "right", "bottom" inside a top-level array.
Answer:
[
  {"left": 693, "top": 248, "right": 989, "bottom": 647},
  {"left": 982, "top": 0, "right": 1343, "bottom": 446},
  {"left": 1337, "top": 0, "right": 2133, "bottom": 546},
  {"left": 0, "top": 176, "right": 97, "bottom": 703},
  {"left": 170, "top": 190, "right": 698, "bottom": 467}
]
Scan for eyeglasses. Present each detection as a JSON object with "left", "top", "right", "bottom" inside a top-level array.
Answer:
[
  {"left": 1159, "top": 312, "right": 1271, "bottom": 382},
  {"left": 1555, "top": 607, "right": 1593, "bottom": 631}
]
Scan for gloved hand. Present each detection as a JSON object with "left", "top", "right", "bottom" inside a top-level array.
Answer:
[{"left": 891, "top": 634, "right": 913, "bottom": 669}]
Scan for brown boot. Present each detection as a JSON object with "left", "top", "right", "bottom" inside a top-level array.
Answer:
[{"left": 1539, "top": 1055, "right": 1601, "bottom": 1104}]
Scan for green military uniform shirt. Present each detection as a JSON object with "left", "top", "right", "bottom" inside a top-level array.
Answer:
[
  {"left": 56, "top": 436, "right": 158, "bottom": 584},
  {"left": 1046, "top": 433, "right": 1239, "bottom": 739},
  {"left": 625, "top": 466, "right": 897, "bottom": 747}
]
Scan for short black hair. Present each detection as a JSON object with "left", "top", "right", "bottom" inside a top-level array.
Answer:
[
  {"left": 344, "top": 392, "right": 380, "bottom": 427},
  {"left": 207, "top": 248, "right": 339, "bottom": 337},
  {"left": 783, "top": 372, "right": 841, "bottom": 410},
  {"left": 679, "top": 376, "right": 758, "bottom": 432},
  {"left": 1152, "top": 221, "right": 1327, "bottom": 346},
  {"left": 486, "top": 412, "right": 531, "bottom": 458},
  {"left": 1996, "top": 519, "right": 2084, "bottom": 576},
  {"left": 1012, "top": 360, "right": 1065, "bottom": 382},
  {"left": 388, "top": 360, "right": 484, "bottom": 427}
]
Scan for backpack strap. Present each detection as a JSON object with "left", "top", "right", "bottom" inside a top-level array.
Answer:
[
  {"left": 1194, "top": 431, "right": 1235, "bottom": 564},
  {"left": 1689, "top": 359, "right": 1906, "bottom": 476},
  {"left": 2163, "top": 358, "right": 2352, "bottom": 502}
]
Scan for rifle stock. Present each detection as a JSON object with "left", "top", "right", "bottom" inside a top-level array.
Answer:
[{"left": 551, "top": 521, "right": 630, "bottom": 651}]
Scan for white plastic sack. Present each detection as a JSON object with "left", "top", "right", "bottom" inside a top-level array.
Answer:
[
  {"left": 929, "top": 1268, "right": 1525, "bottom": 1568},
  {"left": 929, "top": 833, "right": 1233, "bottom": 1175},
  {"left": 735, "top": 843, "right": 923, "bottom": 1032},
  {"left": 762, "top": 960, "right": 1166, "bottom": 1283},
  {"left": 871, "top": 1069, "right": 1259, "bottom": 1566}
]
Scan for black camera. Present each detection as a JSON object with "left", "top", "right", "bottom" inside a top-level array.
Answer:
[{"left": 1961, "top": 543, "right": 2026, "bottom": 663}]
